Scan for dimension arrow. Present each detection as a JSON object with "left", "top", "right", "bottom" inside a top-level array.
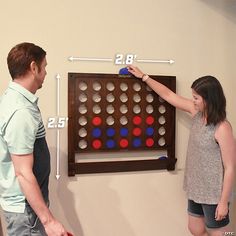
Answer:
[
  {"left": 136, "top": 59, "right": 175, "bottom": 64},
  {"left": 56, "top": 73, "right": 60, "bottom": 116},
  {"left": 56, "top": 129, "right": 60, "bottom": 180},
  {"left": 55, "top": 73, "right": 61, "bottom": 180},
  {"left": 68, "top": 54, "right": 175, "bottom": 65},
  {"left": 68, "top": 56, "right": 113, "bottom": 62}
]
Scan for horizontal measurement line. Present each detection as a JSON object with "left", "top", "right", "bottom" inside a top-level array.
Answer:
[
  {"left": 69, "top": 56, "right": 113, "bottom": 62},
  {"left": 136, "top": 59, "right": 174, "bottom": 64}
]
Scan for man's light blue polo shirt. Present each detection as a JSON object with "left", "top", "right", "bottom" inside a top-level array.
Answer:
[{"left": 0, "top": 81, "right": 45, "bottom": 213}]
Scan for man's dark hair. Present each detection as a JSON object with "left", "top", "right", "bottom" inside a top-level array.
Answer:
[
  {"left": 191, "top": 75, "right": 226, "bottom": 125},
  {"left": 7, "top": 42, "right": 46, "bottom": 79}
]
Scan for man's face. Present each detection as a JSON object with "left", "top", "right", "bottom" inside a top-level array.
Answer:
[{"left": 35, "top": 57, "right": 47, "bottom": 89}]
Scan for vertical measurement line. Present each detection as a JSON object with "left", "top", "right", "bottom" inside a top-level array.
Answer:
[
  {"left": 55, "top": 74, "right": 61, "bottom": 179},
  {"left": 56, "top": 74, "right": 60, "bottom": 116},
  {"left": 56, "top": 129, "right": 60, "bottom": 179}
]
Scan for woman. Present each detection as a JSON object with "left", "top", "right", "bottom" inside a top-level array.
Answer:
[{"left": 128, "top": 65, "right": 236, "bottom": 236}]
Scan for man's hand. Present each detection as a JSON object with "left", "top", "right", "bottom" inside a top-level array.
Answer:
[{"left": 43, "top": 217, "right": 68, "bottom": 236}]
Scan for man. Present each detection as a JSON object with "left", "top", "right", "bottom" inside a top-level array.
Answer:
[{"left": 0, "top": 42, "right": 68, "bottom": 235}]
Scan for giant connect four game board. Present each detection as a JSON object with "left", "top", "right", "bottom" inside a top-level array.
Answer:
[{"left": 68, "top": 73, "right": 176, "bottom": 175}]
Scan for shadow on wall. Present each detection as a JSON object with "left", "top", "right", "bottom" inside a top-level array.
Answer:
[
  {"left": 68, "top": 174, "right": 136, "bottom": 236},
  {"left": 48, "top": 147, "right": 84, "bottom": 236},
  {"left": 200, "top": 0, "right": 236, "bottom": 24},
  {"left": 48, "top": 147, "right": 136, "bottom": 236},
  {"left": 56, "top": 178, "right": 83, "bottom": 236}
]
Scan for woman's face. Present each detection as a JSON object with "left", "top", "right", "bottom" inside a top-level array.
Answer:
[{"left": 192, "top": 89, "right": 205, "bottom": 112}]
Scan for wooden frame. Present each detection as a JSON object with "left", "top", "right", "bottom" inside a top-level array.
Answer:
[{"left": 68, "top": 73, "right": 176, "bottom": 175}]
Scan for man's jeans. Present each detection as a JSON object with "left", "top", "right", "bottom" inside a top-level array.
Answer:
[{"left": 3, "top": 205, "right": 47, "bottom": 236}]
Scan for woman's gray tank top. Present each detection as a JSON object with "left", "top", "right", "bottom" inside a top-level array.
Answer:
[{"left": 183, "top": 112, "right": 224, "bottom": 204}]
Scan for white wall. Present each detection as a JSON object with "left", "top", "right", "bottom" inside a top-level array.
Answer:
[{"left": 0, "top": 0, "right": 236, "bottom": 235}]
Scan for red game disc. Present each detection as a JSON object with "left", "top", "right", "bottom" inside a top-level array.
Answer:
[
  {"left": 146, "top": 138, "right": 154, "bottom": 147},
  {"left": 132, "top": 127, "right": 142, "bottom": 136},
  {"left": 92, "top": 139, "right": 102, "bottom": 149},
  {"left": 132, "top": 116, "right": 142, "bottom": 125},
  {"left": 92, "top": 116, "right": 102, "bottom": 126},
  {"left": 146, "top": 116, "right": 154, "bottom": 125},
  {"left": 120, "top": 139, "right": 129, "bottom": 148}
]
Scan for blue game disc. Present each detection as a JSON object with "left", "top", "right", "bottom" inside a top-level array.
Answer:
[
  {"left": 119, "top": 67, "right": 130, "bottom": 75},
  {"left": 106, "top": 139, "right": 115, "bottom": 148},
  {"left": 133, "top": 138, "right": 141, "bottom": 147},
  {"left": 120, "top": 127, "right": 128, "bottom": 137},
  {"left": 106, "top": 128, "right": 115, "bottom": 137},
  {"left": 92, "top": 128, "right": 102, "bottom": 138},
  {"left": 146, "top": 127, "right": 154, "bottom": 136}
]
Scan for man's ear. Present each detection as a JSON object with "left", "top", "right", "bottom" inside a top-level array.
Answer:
[{"left": 30, "top": 61, "right": 38, "bottom": 74}]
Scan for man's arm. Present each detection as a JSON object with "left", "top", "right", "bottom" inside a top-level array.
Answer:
[{"left": 11, "top": 153, "right": 68, "bottom": 236}]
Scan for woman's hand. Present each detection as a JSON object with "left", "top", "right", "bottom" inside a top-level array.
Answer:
[
  {"left": 215, "top": 201, "right": 228, "bottom": 221},
  {"left": 127, "top": 65, "right": 144, "bottom": 79}
]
